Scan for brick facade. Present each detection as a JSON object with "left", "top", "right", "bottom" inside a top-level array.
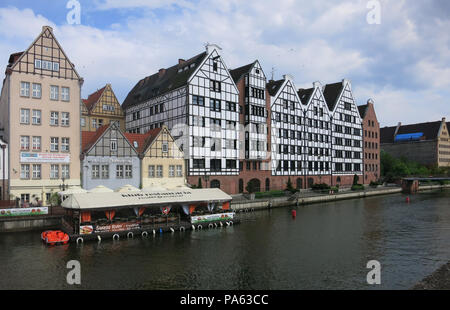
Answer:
[{"left": 360, "top": 100, "right": 381, "bottom": 184}]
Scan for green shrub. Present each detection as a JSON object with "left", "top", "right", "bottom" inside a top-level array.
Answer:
[
  {"left": 255, "top": 190, "right": 286, "bottom": 199},
  {"left": 286, "top": 177, "right": 295, "bottom": 193},
  {"left": 369, "top": 181, "right": 382, "bottom": 187},
  {"left": 351, "top": 184, "right": 365, "bottom": 191},
  {"left": 311, "top": 183, "right": 331, "bottom": 191},
  {"left": 330, "top": 186, "right": 339, "bottom": 193}
]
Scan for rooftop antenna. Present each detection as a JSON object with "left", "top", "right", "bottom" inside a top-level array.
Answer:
[{"left": 271, "top": 66, "right": 276, "bottom": 80}]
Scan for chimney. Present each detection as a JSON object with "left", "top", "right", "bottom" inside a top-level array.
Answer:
[
  {"left": 178, "top": 59, "right": 186, "bottom": 65},
  {"left": 158, "top": 68, "right": 166, "bottom": 77},
  {"left": 206, "top": 43, "right": 222, "bottom": 55},
  {"left": 442, "top": 117, "right": 446, "bottom": 122},
  {"left": 367, "top": 98, "right": 374, "bottom": 105}
]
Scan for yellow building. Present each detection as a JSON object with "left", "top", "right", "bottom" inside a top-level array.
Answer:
[
  {"left": 127, "top": 126, "right": 185, "bottom": 189},
  {"left": 0, "top": 26, "right": 83, "bottom": 205},
  {"left": 81, "top": 84, "right": 125, "bottom": 132}
]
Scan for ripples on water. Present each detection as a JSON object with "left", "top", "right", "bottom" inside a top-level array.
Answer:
[{"left": 0, "top": 189, "right": 449, "bottom": 290}]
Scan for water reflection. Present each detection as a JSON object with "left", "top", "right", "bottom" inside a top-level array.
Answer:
[{"left": 0, "top": 189, "right": 449, "bottom": 290}]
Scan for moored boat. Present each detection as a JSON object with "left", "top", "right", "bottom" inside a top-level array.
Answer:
[{"left": 41, "top": 230, "right": 70, "bottom": 246}]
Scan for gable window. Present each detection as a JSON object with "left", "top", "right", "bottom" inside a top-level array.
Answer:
[
  {"left": 50, "top": 86, "right": 59, "bottom": 100},
  {"left": 103, "top": 104, "right": 115, "bottom": 112},
  {"left": 110, "top": 139, "right": 117, "bottom": 152},
  {"left": 32, "top": 83, "right": 41, "bottom": 98},
  {"left": 344, "top": 102, "right": 351, "bottom": 110},
  {"left": 162, "top": 142, "right": 169, "bottom": 153},
  {"left": 213, "top": 61, "right": 218, "bottom": 72},
  {"left": 210, "top": 80, "right": 221, "bottom": 92},
  {"left": 20, "top": 82, "right": 30, "bottom": 97}
]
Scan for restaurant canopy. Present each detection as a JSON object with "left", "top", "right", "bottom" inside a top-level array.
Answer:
[
  {"left": 61, "top": 188, "right": 232, "bottom": 210},
  {"left": 88, "top": 185, "right": 114, "bottom": 193},
  {"left": 58, "top": 187, "right": 88, "bottom": 196},
  {"left": 115, "top": 185, "right": 141, "bottom": 193}
]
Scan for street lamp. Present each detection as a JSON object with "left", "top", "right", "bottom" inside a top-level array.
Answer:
[{"left": 59, "top": 177, "right": 67, "bottom": 192}]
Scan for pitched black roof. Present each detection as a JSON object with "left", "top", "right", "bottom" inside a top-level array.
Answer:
[
  {"left": 230, "top": 62, "right": 254, "bottom": 84},
  {"left": 266, "top": 79, "right": 284, "bottom": 97},
  {"left": 323, "top": 82, "right": 344, "bottom": 111},
  {"left": 380, "top": 120, "right": 443, "bottom": 144},
  {"left": 358, "top": 104, "right": 368, "bottom": 119},
  {"left": 298, "top": 88, "right": 314, "bottom": 105},
  {"left": 122, "top": 52, "right": 207, "bottom": 110}
]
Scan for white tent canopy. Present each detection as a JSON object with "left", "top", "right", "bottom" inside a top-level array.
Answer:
[
  {"left": 115, "top": 185, "right": 141, "bottom": 193},
  {"left": 88, "top": 185, "right": 114, "bottom": 193},
  {"left": 61, "top": 188, "right": 232, "bottom": 210},
  {"left": 58, "top": 187, "right": 88, "bottom": 196}
]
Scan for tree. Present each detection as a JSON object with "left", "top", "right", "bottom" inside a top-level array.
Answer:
[
  {"left": 197, "top": 177, "right": 203, "bottom": 189},
  {"left": 353, "top": 174, "right": 359, "bottom": 186},
  {"left": 286, "top": 177, "right": 295, "bottom": 193}
]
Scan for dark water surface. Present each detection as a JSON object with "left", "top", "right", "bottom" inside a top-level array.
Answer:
[{"left": 1, "top": 189, "right": 449, "bottom": 290}]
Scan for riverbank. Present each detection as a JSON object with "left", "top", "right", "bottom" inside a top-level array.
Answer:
[{"left": 413, "top": 261, "right": 450, "bottom": 290}]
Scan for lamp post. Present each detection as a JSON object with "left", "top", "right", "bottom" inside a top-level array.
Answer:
[
  {"left": 1, "top": 144, "right": 6, "bottom": 201},
  {"left": 59, "top": 177, "right": 67, "bottom": 192}
]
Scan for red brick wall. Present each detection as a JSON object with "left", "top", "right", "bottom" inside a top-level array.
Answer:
[{"left": 362, "top": 102, "right": 381, "bottom": 184}]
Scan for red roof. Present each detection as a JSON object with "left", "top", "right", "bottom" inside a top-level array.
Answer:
[
  {"left": 124, "top": 128, "right": 162, "bottom": 153},
  {"left": 82, "top": 86, "right": 107, "bottom": 111},
  {"left": 81, "top": 125, "right": 109, "bottom": 153}
]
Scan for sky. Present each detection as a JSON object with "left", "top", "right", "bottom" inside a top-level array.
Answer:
[{"left": 0, "top": 0, "right": 448, "bottom": 127}]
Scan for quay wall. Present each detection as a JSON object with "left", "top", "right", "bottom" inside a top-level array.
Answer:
[{"left": 0, "top": 215, "right": 62, "bottom": 233}]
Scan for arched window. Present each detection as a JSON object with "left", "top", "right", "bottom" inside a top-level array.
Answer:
[
  {"left": 247, "top": 179, "right": 261, "bottom": 193},
  {"left": 336, "top": 177, "right": 341, "bottom": 184},
  {"left": 265, "top": 178, "right": 270, "bottom": 192},
  {"left": 239, "top": 179, "right": 244, "bottom": 193},
  {"left": 210, "top": 180, "right": 220, "bottom": 189},
  {"left": 307, "top": 178, "right": 314, "bottom": 188}
]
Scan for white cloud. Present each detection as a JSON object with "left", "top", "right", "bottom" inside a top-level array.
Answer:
[{"left": 94, "top": 0, "right": 193, "bottom": 10}]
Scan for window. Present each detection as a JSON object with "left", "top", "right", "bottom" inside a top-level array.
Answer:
[
  {"left": 125, "top": 165, "right": 132, "bottom": 178},
  {"left": 21, "top": 164, "right": 30, "bottom": 179},
  {"left": 32, "top": 164, "right": 41, "bottom": 179},
  {"left": 116, "top": 165, "right": 124, "bottom": 178},
  {"left": 110, "top": 139, "right": 117, "bottom": 152},
  {"left": 226, "top": 102, "right": 236, "bottom": 112},
  {"left": 20, "top": 109, "right": 30, "bottom": 124},
  {"left": 210, "top": 80, "right": 221, "bottom": 92},
  {"left": 101, "top": 165, "right": 109, "bottom": 179},
  {"left": 344, "top": 102, "right": 351, "bottom": 110},
  {"left": 50, "top": 112, "right": 59, "bottom": 126},
  {"left": 210, "top": 118, "right": 221, "bottom": 131},
  {"left": 61, "top": 138, "right": 70, "bottom": 152},
  {"left": 50, "top": 86, "right": 59, "bottom": 100},
  {"left": 61, "top": 112, "right": 70, "bottom": 126},
  {"left": 162, "top": 142, "right": 168, "bottom": 153},
  {"left": 50, "top": 137, "right": 59, "bottom": 152},
  {"left": 210, "top": 99, "right": 221, "bottom": 112},
  {"left": 32, "top": 83, "right": 41, "bottom": 98},
  {"left": 61, "top": 165, "right": 70, "bottom": 179},
  {"left": 156, "top": 165, "right": 163, "bottom": 178},
  {"left": 103, "top": 104, "right": 115, "bottom": 112},
  {"left": 81, "top": 117, "right": 86, "bottom": 127},
  {"left": 32, "top": 110, "right": 41, "bottom": 125},
  {"left": 226, "top": 160, "right": 236, "bottom": 169},
  {"left": 20, "top": 136, "right": 30, "bottom": 150},
  {"left": 193, "top": 159, "right": 205, "bottom": 169},
  {"left": 32, "top": 136, "right": 41, "bottom": 151},
  {"left": 210, "top": 159, "right": 221, "bottom": 172},
  {"left": 176, "top": 165, "right": 182, "bottom": 177},
  {"left": 148, "top": 165, "right": 155, "bottom": 178},
  {"left": 92, "top": 165, "right": 100, "bottom": 179},
  {"left": 92, "top": 119, "right": 97, "bottom": 129},
  {"left": 50, "top": 165, "right": 59, "bottom": 179},
  {"left": 192, "top": 95, "right": 205, "bottom": 106},
  {"left": 61, "top": 87, "right": 70, "bottom": 101},
  {"left": 213, "top": 61, "right": 218, "bottom": 72},
  {"left": 169, "top": 165, "right": 175, "bottom": 177},
  {"left": 20, "top": 82, "right": 30, "bottom": 97}
]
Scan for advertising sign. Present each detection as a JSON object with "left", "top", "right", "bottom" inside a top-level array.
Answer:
[
  {"left": 80, "top": 225, "right": 94, "bottom": 235},
  {"left": 0, "top": 207, "right": 48, "bottom": 217},
  {"left": 20, "top": 152, "right": 71, "bottom": 163},
  {"left": 191, "top": 212, "right": 235, "bottom": 224},
  {"left": 94, "top": 222, "right": 141, "bottom": 233}
]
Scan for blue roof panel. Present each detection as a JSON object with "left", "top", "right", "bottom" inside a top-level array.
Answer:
[{"left": 394, "top": 132, "right": 424, "bottom": 142}]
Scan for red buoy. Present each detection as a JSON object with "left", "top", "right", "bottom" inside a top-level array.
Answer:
[
  {"left": 291, "top": 209, "right": 297, "bottom": 218},
  {"left": 406, "top": 197, "right": 410, "bottom": 203}
]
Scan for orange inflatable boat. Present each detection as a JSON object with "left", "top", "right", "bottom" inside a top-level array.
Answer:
[{"left": 41, "top": 230, "right": 70, "bottom": 246}]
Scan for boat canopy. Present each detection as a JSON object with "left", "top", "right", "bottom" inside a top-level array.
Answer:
[{"left": 61, "top": 188, "right": 232, "bottom": 210}]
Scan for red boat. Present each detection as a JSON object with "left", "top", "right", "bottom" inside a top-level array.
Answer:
[{"left": 41, "top": 230, "right": 70, "bottom": 246}]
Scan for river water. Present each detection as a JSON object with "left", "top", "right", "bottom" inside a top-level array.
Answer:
[{"left": 0, "top": 189, "right": 449, "bottom": 290}]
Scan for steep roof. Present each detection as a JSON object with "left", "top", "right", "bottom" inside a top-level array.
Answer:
[
  {"left": 380, "top": 121, "right": 442, "bottom": 144},
  {"left": 358, "top": 104, "right": 368, "bottom": 119},
  {"left": 266, "top": 79, "right": 284, "bottom": 97},
  {"left": 124, "top": 128, "right": 162, "bottom": 154},
  {"left": 298, "top": 88, "right": 314, "bottom": 105},
  {"left": 122, "top": 52, "right": 207, "bottom": 110},
  {"left": 82, "top": 86, "right": 107, "bottom": 111},
  {"left": 229, "top": 62, "right": 254, "bottom": 84},
  {"left": 81, "top": 125, "right": 109, "bottom": 153},
  {"left": 323, "top": 82, "right": 344, "bottom": 111}
]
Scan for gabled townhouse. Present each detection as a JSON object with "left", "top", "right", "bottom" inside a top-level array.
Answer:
[
  {"left": 268, "top": 75, "right": 305, "bottom": 189},
  {"left": 138, "top": 126, "right": 186, "bottom": 189},
  {"left": 323, "top": 79, "right": 364, "bottom": 186},
  {"left": 0, "top": 26, "right": 83, "bottom": 206},
  {"left": 298, "top": 82, "right": 333, "bottom": 187},
  {"left": 122, "top": 44, "right": 240, "bottom": 193},
  {"left": 358, "top": 99, "right": 381, "bottom": 183},
  {"left": 82, "top": 83, "right": 125, "bottom": 132},
  {"left": 81, "top": 123, "right": 140, "bottom": 190}
]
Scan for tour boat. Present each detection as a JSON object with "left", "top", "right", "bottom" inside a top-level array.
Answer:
[{"left": 41, "top": 230, "right": 70, "bottom": 246}]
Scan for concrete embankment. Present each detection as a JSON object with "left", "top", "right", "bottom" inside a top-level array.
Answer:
[
  {"left": 0, "top": 215, "right": 62, "bottom": 232},
  {"left": 413, "top": 261, "right": 450, "bottom": 290}
]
